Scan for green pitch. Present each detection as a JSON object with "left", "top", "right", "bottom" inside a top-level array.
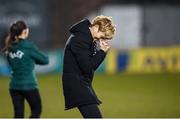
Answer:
[{"left": 0, "top": 73, "right": 180, "bottom": 118}]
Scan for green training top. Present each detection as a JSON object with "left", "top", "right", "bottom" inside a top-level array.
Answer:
[{"left": 7, "top": 39, "right": 49, "bottom": 90}]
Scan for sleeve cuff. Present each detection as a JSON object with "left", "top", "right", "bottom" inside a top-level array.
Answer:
[{"left": 99, "top": 49, "right": 106, "bottom": 56}]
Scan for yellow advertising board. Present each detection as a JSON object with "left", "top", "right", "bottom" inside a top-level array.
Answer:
[
  {"left": 105, "top": 49, "right": 118, "bottom": 74},
  {"left": 127, "top": 47, "right": 180, "bottom": 73}
]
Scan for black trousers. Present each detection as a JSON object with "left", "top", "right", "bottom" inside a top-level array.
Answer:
[
  {"left": 78, "top": 104, "right": 102, "bottom": 118},
  {"left": 9, "top": 89, "right": 42, "bottom": 118}
]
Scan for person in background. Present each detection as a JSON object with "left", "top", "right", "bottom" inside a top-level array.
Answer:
[
  {"left": 62, "top": 15, "right": 116, "bottom": 118},
  {"left": 2, "top": 21, "right": 49, "bottom": 118}
]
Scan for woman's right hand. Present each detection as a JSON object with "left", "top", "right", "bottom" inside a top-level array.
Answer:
[{"left": 99, "top": 40, "right": 110, "bottom": 53}]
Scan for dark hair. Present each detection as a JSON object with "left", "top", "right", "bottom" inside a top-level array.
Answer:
[{"left": 2, "top": 21, "right": 27, "bottom": 52}]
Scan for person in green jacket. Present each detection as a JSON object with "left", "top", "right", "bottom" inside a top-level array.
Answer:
[{"left": 2, "top": 21, "right": 49, "bottom": 118}]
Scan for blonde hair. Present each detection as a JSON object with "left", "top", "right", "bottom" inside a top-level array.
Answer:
[{"left": 91, "top": 15, "right": 116, "bottom": 39}]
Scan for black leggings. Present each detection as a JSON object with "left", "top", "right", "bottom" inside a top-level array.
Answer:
[
  {"left": 78, "top": 104, "right": 102, "bottom": 118},
  {"left": 9, "top": 89, "right": 42, "bottom": 118}
]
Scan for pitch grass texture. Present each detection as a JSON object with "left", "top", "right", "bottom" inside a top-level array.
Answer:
[{"left": 0, "top": 73, "right": 180, "bottom": 118}]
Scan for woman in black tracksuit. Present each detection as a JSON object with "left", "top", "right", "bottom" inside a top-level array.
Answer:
[{"left": 62, "top": 15, "right": 115, "bottom": 118}]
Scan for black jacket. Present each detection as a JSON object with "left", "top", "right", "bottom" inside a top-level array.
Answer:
[{"left": 62, "top": 19, "right": 106, "bottom": 110}]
